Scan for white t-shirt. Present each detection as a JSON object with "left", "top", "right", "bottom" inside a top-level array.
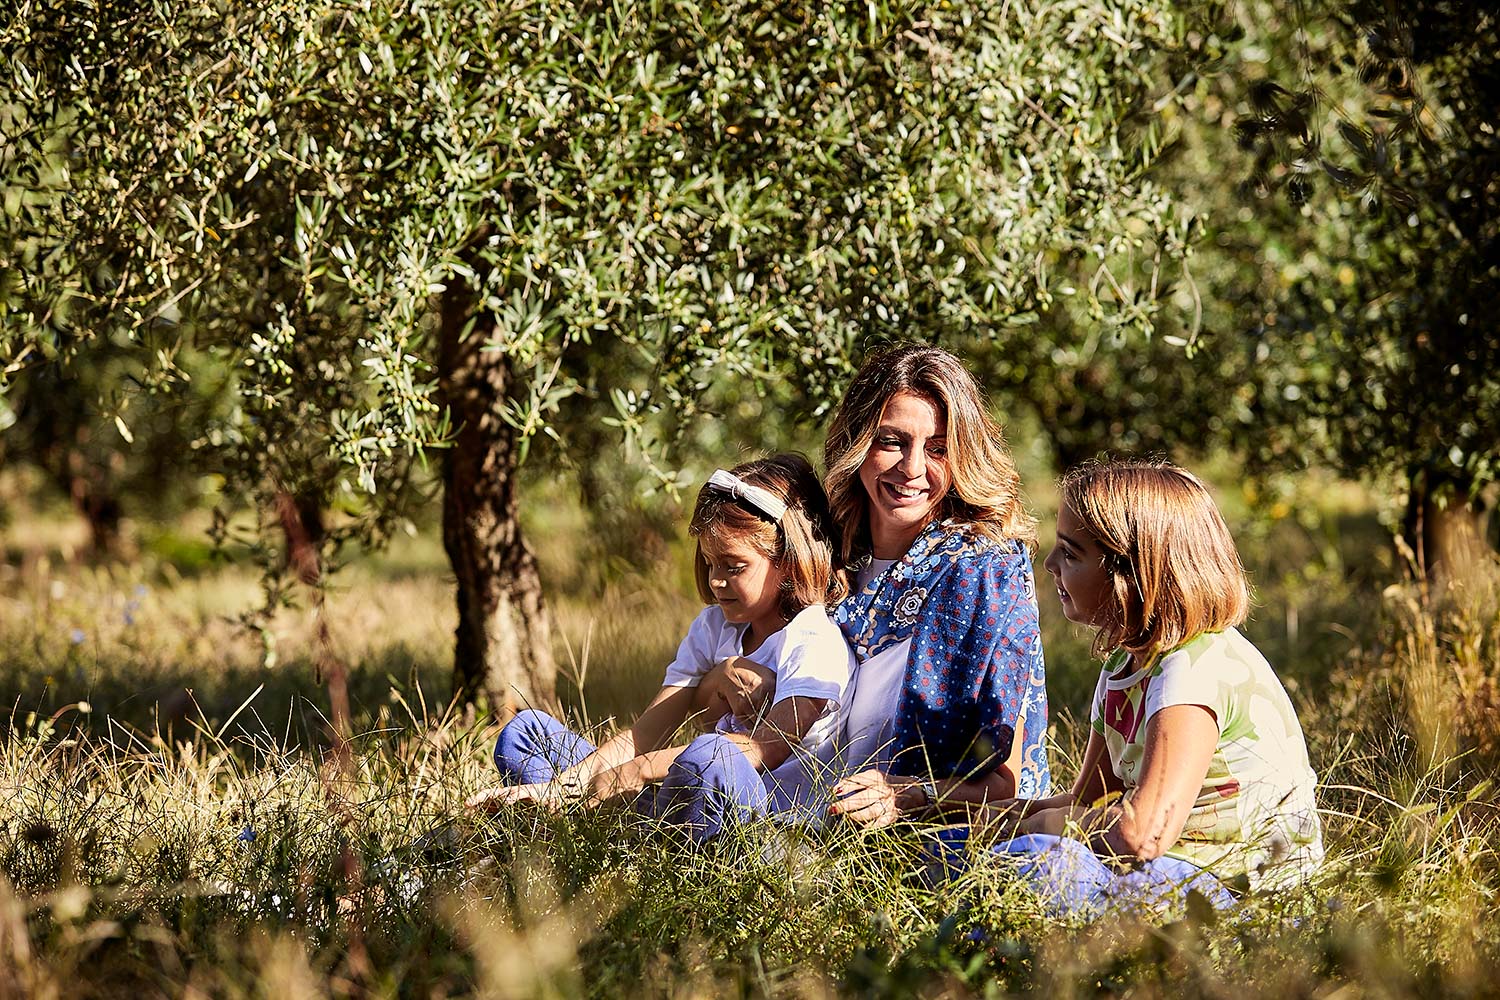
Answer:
[
  {"left": 1090, "top": 627, "right": 1324, "bottom": 888},
  {"left": 662, "top": 603, "right": 854, "bottom": 813},
  {"left": 838, "top": 558, "right": 911, "bottom": 773},
  {"left": 840, "top": 640, "right": 909, "bottom": 772}
]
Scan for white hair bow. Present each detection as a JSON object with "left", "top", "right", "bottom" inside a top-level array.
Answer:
[{"left": 706, "top": 469, "right": 787, "bottom": 522}]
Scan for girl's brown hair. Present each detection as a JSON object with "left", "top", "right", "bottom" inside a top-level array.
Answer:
[
  {"left": 1061, "top": 457, "right": 1250, "bottom": 659},
  {"left": 823, "top": 343, "right": 1035, "bottom": 561},
  {"left": 690, "top": 454, "right": 847, "bottom": 620}
]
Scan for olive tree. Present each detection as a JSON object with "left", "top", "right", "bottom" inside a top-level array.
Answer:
[
  {"left": 1193, "top": 0, "right": 1500, "bottom": 580},
  {"left": 2, "top": 0, "right": 1208, "bottom": 708}
]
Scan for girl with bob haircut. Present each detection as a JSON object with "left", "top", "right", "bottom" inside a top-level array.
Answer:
[
  {"left": 471, "top": 454, "right": 855, "bottom": 841},
  {"left": 822, "top": 343, "right": 1051, "bottom": 829},
  {"left": 984, "top": 458, "right": 1323, "bottom": 917}
]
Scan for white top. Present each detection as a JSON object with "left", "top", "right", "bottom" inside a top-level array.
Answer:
[
  {"left": 1090, "top": 627, "right": 1323, "bottom": 887},
  {"left": 662, "top": 603, "right": 855, "bottom": 813},
  {"left": 840, "top": 639, "right": 910, "bottom": 771},
  {"left": 837, "top": 558, "right": 911, "bottom": 773}
]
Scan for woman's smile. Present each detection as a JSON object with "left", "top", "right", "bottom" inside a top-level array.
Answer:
[{"left": 878, "top": 480, "right": 930, "bottom": 504}]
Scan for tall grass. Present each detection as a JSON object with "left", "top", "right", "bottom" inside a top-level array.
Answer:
[{"left": 2, "top": 482, "right": 1498, "bottom": 997}]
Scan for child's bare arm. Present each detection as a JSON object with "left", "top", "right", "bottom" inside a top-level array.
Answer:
[
  {"left": 585, "top": 745, "right": 688, "bottom": 804},
  {"left": 690, "top": 665, "right": 729, "bottom": 727},
  {"left": 467, "top": 685, "right": 696, "bottom": 812},
  {"left": 692, "top": 657, "right": 777, "bottom": 728},
  {"left": 725, "top": 694, "right": 828, "bottom": 771}
]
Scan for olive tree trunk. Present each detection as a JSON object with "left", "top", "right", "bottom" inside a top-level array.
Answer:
[
  {"left": 1404, "top": 473, "right": 1500, "bottom": 587},
  {"left": 438, "top": 290, "right": 558, "bottom": 715}
]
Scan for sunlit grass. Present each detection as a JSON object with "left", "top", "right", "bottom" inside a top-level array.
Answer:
[{"left": 1, "top": 478, "right": 1497, "bottom": 996}]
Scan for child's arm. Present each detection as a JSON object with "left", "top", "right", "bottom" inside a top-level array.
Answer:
[
  {"left": 690, "top": 669, "right": 724, "bottom": 728},
  {"left": 720, "top": 694, "right": 828, "bottom": 771},
  {"left": 973, "top": 728, "right": 1117, "bottom": 831},
  {"left": 586, "top": 668, "right": 803, "bottom": 803},
  {"left": 468, "top": 684, "right": 697, "bottom": 810},
  {"left": 692, "top": 657, "right": 777, "bottom": 730},
  {"left": 553, "top": 683, "right": 698, "bottom": 782},
  {"left": 583, "top": 744, "right": 690, "bottom": 804},
  {"left": 1011, "top": 706, "right": 1216, "bottom": 861}
]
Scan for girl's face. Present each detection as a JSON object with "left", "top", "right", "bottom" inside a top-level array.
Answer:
[
  {"left": 857, "top": 392, "right": 951, "bottom": 558},
  {"left": 1043, "top": 502, "right": 1116, "bottom": 627},
  {"left": 701, "top": 533, "right": 787, "bottom": 638}
]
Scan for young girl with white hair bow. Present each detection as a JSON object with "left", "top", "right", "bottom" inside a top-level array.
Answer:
[{"left": 469, "top": 454, "right": 854, "bottom": 840}]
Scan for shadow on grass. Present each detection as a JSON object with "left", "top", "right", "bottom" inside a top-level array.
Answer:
[{"left": 1, "top": 640, "right": 456, "bottom": 753}]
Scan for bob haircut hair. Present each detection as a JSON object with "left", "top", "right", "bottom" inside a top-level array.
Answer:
[
  {"left": 690, "top": 453, "right": 847, "bottom": 620},
  {"left": 823, "top": 343, "right": 1035, "bottom": 562},
  {"left": 1061, "top": 457, "right": 1251, "bottom": 659}
]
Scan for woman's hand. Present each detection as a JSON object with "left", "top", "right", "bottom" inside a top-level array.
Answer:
[
  {"left": 829, "top": 769, "right": 926, "bottom": 828},
  {"left": 466, "top": 782, "right": 563, "bottom": 813}
]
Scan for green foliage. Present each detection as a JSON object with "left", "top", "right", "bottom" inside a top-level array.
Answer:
[
  {"left": 1202, "top": 0, "right": 1500, "bottom": 504},
  {"left": 2, "top": 0, "right": 1209, "bottom": 517},
  {"left": 0, "top": 332, "right": 237, "bottom": 555}
]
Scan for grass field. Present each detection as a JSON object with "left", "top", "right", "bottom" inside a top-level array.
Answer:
[{"left": 2, "top": 469, "right": 1497, "bottom": 997}]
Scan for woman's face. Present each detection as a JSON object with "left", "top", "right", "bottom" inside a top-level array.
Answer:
[
  {"left": 1042, "top": 502, "right": 1115, "bottom": 626},
  {"left": 857, "top": 392, "right": 951, "bottom": 558}
]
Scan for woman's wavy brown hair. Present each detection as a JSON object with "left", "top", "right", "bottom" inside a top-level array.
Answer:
[
  {"left": 823, "top": 343, "right": 1035, "bottom": 562},
  {"left": 1061, "top": 457, "right": 1251, "bottom": 660},
  {"left": 690, "top": 453, "right": 848, "bottom": 620}
]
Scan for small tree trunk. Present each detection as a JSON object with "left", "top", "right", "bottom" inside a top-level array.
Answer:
[
  {"left": 438, "top": 289, "right": 558, "bottom": 715},
  {"left": 77, "top": 488, "right": 122, "bottom": 559},
  {"left": 1404, "top": 472, "right": 1499, "bottom": 586},
  {"left": 60, "top": 438, "right": 122, "bottom": 559},
  {"left": 275, "top": 490, "right": 326, "bottom": 585}
]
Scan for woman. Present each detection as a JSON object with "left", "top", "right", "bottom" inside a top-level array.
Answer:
[{"left": 824, "top": 343, "right": 1050, "bottom": 828}]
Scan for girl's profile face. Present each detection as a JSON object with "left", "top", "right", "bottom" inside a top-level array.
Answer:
[
  {"left": 1043, "top": 503, "right": 1115, "bottom": 627},
  {"left": 700, "top": 533, "right": 787, "bottom": 638}
]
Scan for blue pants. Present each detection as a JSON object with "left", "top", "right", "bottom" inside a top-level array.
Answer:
[
  {"left": 493, "top": 709, "right": 769, "bottom": 842},
  {"left": 993, "top": 833, "right": 1237, "bottom": 919}
]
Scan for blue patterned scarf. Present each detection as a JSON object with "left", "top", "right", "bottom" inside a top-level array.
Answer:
[{"left": 835, "top": 519, "right": 1051, "bottom": 797}]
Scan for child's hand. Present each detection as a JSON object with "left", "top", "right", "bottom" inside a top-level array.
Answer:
[
  {"left": 715, "top": 656, "right": 777, "bottom": 722},
  {"left": 586, "top": 762, "right": 646, "bottom": 806},
  {"left": 466, "top": 782, "right": 562, "bottom": 813},
  {"left": 692, "top": 657, "right": 777, "bottom": 728},
  {"left": 974, "top": 798, "right": 1027, "bottom": 835}
]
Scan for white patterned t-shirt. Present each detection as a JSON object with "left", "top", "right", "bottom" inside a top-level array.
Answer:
[
  {"left": 1090, "top": 628, "right": 1323, "bottom": 888},
  {"left": 662, "top": 603, "right": 854, "bottom": 813}
]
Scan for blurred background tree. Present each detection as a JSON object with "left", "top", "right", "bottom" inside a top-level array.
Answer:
[
  {"left": 2, "top": 0, "right": 1211, "bottom": 709},
  {"left": 1189, "top": 0, "right": 1499, "bottom": 582},
  {"left": 0, "top": 334, "right": 219, "bottom": 558}
]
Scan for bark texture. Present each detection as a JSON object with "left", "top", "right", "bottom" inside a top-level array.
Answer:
[
  {"left": 438, "top": 289, "right": 558, "bottom": 714},
  {"left": 48, "top": 426, "right": 123, "bottom": 559}
]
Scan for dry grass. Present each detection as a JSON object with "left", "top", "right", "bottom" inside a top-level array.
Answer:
[{"left": 1, "top": 479, "right": 1498, "bottom": 997}]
